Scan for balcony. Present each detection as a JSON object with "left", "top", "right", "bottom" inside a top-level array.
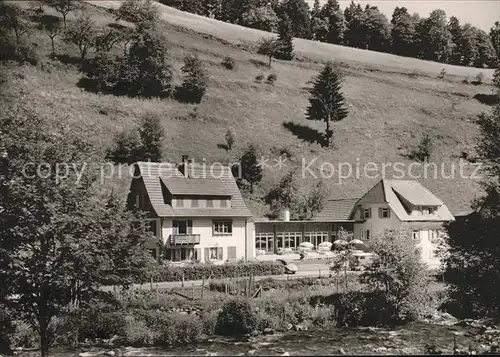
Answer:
[{"left": 169, "top": 234, "right": 201, "bottom": 245}]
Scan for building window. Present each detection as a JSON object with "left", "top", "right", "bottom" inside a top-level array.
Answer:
[
  {"left": 379, "top": 208, "right": 390, "bottom": 218},
  {"left": 363, "top": 208, "right": 372, "bottom": 219},
  {"left": 413, "top": 230, "right": 420, "bottom": 240},
  {"left": 206, "top": 247, "right": 223, "bottom": 261},
  {"left": 255, "top": 233, "right": 274, "bottom": 252},
  {"left": 366, "top": 230, "right": 370, "bottom": 240},
  {"left": 135, "top": 194, "right": 140, "bottom": 208},
  {"left": 148, "top": 220, "right": 158, "bottom": 237},
  {"left": 173, "top": 220, "right": 193, "bottom": 234},
  {"left": 192, "top": 199, "right": 198, "bottom": 207},
  {"left": 361, "top": 230, "right": 370, "bottom": 240},
  {"left": 176, "top": 199, "right": 184, "bottom": 208},
  {"left": 220, "top": 199, "right": 227, "bottom": 208},
  {"left": 206, "top": 199, "right": 213, "bottom": 208},
  {"left": 165, "top": 247, "right": 196, "bottom": 262},
  {"left": 213, "top": 220, "right": 232, "bottom": 235}
]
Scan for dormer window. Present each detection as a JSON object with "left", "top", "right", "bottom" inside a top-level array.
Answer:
[
  {"left": 220, "top": 199, "right": 228, "bottom": 208},
  {"left": 362, "top": 208, "right": 372, "bottom": 219}
]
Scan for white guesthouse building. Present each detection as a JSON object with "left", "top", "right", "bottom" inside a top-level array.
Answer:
[{"left": 127, "top": 159, "right": 254, "bottom": 263}]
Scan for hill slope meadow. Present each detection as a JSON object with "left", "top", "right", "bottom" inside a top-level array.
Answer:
[{"left": 3, "top": 0, "right": 497, "bottom": 218}]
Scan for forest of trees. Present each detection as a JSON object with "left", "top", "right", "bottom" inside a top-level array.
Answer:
[{"left": 160, "top": 0, "right": 500, "bottom": 68}]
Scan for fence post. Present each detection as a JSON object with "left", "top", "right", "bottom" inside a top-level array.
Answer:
[
  {"left": 192, "top": 283, "right": 195, "bottom": 300},
  {"left": 225, "top": 279, "right": 228, "bottom": 296},
  {"left": 182, "top": 273, "right": 185, "bottom": 289},
  {"left": 201, "top": 277, "right": 205, "bottom": 300}
]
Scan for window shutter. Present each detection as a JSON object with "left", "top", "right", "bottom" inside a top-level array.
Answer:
[
  {"left": 204, "top": 248, "right": 209, "bottom": 262},
  {"left": 360, "top": 207, "right": 364, "bottom": 219},
  {"left": 218, "top": 247, "right": 223, "bottom": 260},
  {"left": 378, "top": 208, "right": 382, "bottom": 218},
  {"left": 368, "top": 208, "right": 372, "bottom": 218},
  {"left": 187, "top": 220, "right": 193, "bottom": 234},
  {"left": 173, "top": 220, "right": 178, "bottom": 234},
  {"left": 387, "top": 209, "right": 390, "bottom": 218},
  {"left": 228, "top": 246, "right": 236, "bottom": 260},
  {"left": 195, "top": 248, "right": 201, "bottom": 262},
  {"left": 228, "top": 221, "right": 232, "bottom": 234}
]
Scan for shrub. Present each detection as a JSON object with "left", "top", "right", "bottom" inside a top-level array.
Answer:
[
  {"left": 79, "top": 302, "right": 126, "bottom": 340},
  {"left": 106, "top": 128, "right": 141, "bottom": 165},
  {"left": 175, "top": 54, "right": 209, "bottom": 104},
  {"left": 221, "top": 56, "right": 235, "bottom": 70},
  {"left": 409, "top": 133, "right": 432, "bottom": 162},
  {"left": 255, "top": 74, "right": 264, "bottom": 83},
  {"left": 474, "top": 72, "right": 484, "bottom": 85},
  {"left": 360, "top": 229, "right": 432, "bottom": 324},
  {"left": 267, "top": 73, "right": 277, "bottom": 85},
  {"left": 224, "top": 128, "right": 234, "bottom": 150},
  {"left": 133, "top": 310, "right": 204, "bottom": 345},
  {"left": 123, "top": 315, "right": 157, "bottom": 347},
  {"left": 215, "top": 298, "right": 257, "bottom": 336},
  {"left": 143, "top": 261, "right": 283, "bottom": 284},
  {"left": 334, "top": 291, "right": 400, "bottom": 327}
]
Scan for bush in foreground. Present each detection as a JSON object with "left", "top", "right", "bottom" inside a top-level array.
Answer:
[
  {"left": 215, "top": 298, "right": 257, "bottom": 336},
  {"left": 361, "top": 229, "right": 432, "bottom": 324}
]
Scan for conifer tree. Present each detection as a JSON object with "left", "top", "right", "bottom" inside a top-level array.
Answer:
[
  {"left": 275, "top": 14, "right": 294, "bottom": 60},
  {"left": 306, "top": 62, "right": 348, "bottom": 147}
]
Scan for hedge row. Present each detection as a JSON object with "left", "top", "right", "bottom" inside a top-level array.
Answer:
[{"left": 144, "top": 262, "right": 284, "bottom": 283}]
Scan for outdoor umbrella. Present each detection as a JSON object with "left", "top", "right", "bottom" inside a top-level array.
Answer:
[
  {"left": 349, "top": 239, "right": 364, "bottom": 245},
  {"left": 333, "top": 239, "right": 348, "bottom": 245},
  {"left": 318, "top": 241, "right": 333, "bottom": 248},
  {"left": 299, "top": 242, "right": 314, "bottom": 249}
]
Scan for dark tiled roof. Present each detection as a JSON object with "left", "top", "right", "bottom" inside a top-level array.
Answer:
[
  {"left": 136, "top": 162, "right": 252, "bottom": 218},
  {"left": 161, "top": 176, "right": 231, "bottom": 196},
  {"left": 313, "top": 198, "right": 360, "bottom": 222}
]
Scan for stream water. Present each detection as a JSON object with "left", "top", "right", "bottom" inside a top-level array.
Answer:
[{"left": 15, "top": 323, "right": 484, "bottom": 356}]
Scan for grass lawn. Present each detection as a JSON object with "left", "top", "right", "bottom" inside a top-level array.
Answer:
[{"left": 3, "top": 0, "right": 495, "bottom": 219}]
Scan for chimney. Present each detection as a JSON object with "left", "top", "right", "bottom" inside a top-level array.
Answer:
[{"left": 283, "top": 208, "right": 290, "bottom": 222}]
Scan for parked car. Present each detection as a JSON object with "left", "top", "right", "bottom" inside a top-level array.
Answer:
[{"left": 276, "top": 259, "right": 298, "bottom": 274}]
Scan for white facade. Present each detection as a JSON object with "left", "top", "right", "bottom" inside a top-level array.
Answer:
[
  {"left": 145, "top": 217, "right": 254, "bottom": 263},
  {"left": 353, "top": 202, "right": 402, "bottom": 240},
  {"left": 351, "top": 179, "right": 454, "bottom": 270}
]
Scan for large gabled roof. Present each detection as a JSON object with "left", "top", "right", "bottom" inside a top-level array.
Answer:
[
  {"left": 381, "top": 179, "right": 454, "bottom": 222},
  {"left": 161, "top": 176, "right": 231, "bottom": 196},
  {"left": 134, "top": 162, "right": 252, "bottom": 218},
  {"left": 313, "top": 198, "right": 359, "bottom": 222}
]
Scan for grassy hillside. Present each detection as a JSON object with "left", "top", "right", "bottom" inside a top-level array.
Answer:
[{"left": 3, "top": 0, "right": 497, "bottom": 218}]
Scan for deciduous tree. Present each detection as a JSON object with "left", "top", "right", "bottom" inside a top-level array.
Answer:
[
  {"left": 47, "top": 0, "right": 80, "bottom": 29},
  {"left": 64, "top": 14, "right": 96, "bottom": 63},
  {"left": 391, "top": 7, "right": 417, "bottom": 57},
  {"left": 0, "top": 100, "right": 151, "bottom": 357}
]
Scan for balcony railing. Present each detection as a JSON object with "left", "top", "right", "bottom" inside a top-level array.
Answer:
[{"left": 169, "top": 234, "right": 201, "bottom": 245}]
